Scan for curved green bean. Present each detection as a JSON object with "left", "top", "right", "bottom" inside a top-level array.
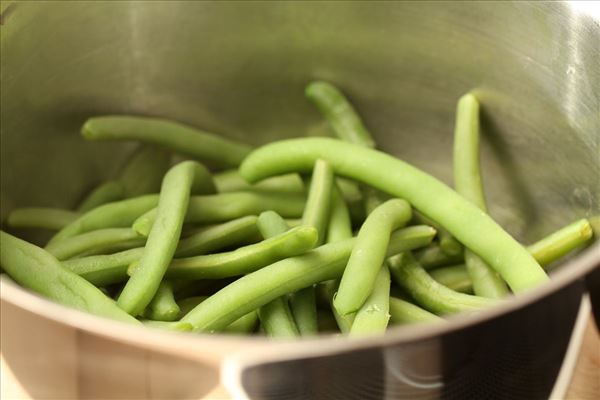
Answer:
[
  {"left": 7, "top": 208, "right": 80, "bottom": 231},
  {"left": 131, "top": 225, "right": 318, "bottom": 280},
  {"left": 239, "top": 137, "right": 548, "bottom": 292},
  {"left": 134, "top": 191, "right": 306, "bottom": 237},
  {"left": 305, "top": 81, "right": 375, "bottom": 148},
  {"left": 0, "top": 231, "right": 139, "bottom": 324},
  {"left": 48, "top": 194, "right": 160, "bottom": 245},
  {"left": 78, "top": 181, "right": 126, "bottom": 213},
  {"left": 45, "top": 228, "right": 144, "bottom": 261},
  {"left": 117, "top": 161, "right": 214, "bottom": 315},
  {"left": 181, "top": 225, "right": 435, "bottom": 331},
  {"left": 388, "top": 252, "right": 496, "bottom": 315},
  {"left": 175, "top": 216, "right": 259, "bottom": 257},
  {"left": 389, "top": 297, "right": 443, "bottom": 325},
  {"left": 414, "top": 243, "right": 464, "bottom": 269},
  {"left": 256, "top": 211, "right": 301, "bottom": 338},
  {"left": 453, "top": 93, "right": 508, "bottom": 299},
  {"left": 61, "top": 247, "right": 143, "bottom": 286},
  {"left": 119, "top": 145, "right": 172, "bottom": 197},
  {"left": 214, "top": 169, "right": 304, "bottom": 193},
  {"left": 349, "top": 265, "right": 391, "bottom": 336},
  {"left": 429, "top": 265, "right": 474, "bottom": 294},
  {"left": 143, "top": 281, "right": 180, "bottom": 322},
  {"left": 335, "top": 199, "right": 412, "bottom": 315},
  {"left": 82, "top": 115, "right": 252, "bottom": 167}
]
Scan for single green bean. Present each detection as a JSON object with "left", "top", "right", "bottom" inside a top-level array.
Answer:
[
  {"left": 388, "top": 252, "right": 496, "bottom": 315},
  {"left": 527, "top": 218, "right": 593, "bottom": 266},
  {"left": 118, "top": 145, "right": 172, "bottom": 197},
  {"left": 177, "top": 296, "right": 258, "bottom": 334},
  {"left": 78, "top": 181, "right": 126, "bottom": 213},
  {"left": 133, "top": 191, "right": 306, "bottom": 237},
  {"left": 82, "top": 115, "right": 252, "bottom": 167},
  {"left": 47, "top": 195, "right": 159, "bottom": 245},
  {"left": 305, "top": 81, "right": 375, "bottom": 148},
  {"left": 453, "top": 93, "right": 508, "bottom": 299},
  {"left": 118, "top": 161, "right": 214, "bottom": 315},
  {"left": 175, "top": 216, "right": 259, "bottom": 257},
  {"left": 322, "top": 280, "right": 354, "bottom": 333},
  {"left": 142, "top": 320, "right": 193, "bottom": 331},
  {"left": 389, "top": 297, "right": 443, "bottom": 325},
  {"left": 414, "top": 243, "right": 464, "bottom": 269},
  {"left": 349, "top": 265, "right": 391, "bottom": 336},
  {"left": 181, "top": 225, "right": 435, "bottom": 331},
  {"left": 0, "top": 231, "right": 139, "bottom": 324},
  {"left": 291, "top": 159, "right": 334, "bottom": 336},
  {"left": 62, "top": 247, "right": 143, "bottom": 286},
  {"left": 412, "top": 211, "right": 463, "bottom": 257},
  {"left": 131, "top": 226, "right": 318, "bottom": 280},
  {"left": 45, "top": 228, "right": 144, "bottom": 261},
  {"left": 143, "top": 281, "right": 180, "bottom": 322},
  {"left": 335, "top": 199, "right": 412, "bottom": 315},
  {"left": 326, "top": 186, "right": 354, "bottom": 244},
  {"left": 76, "top": 239, "right": 145, "bottom": 257},
  {"left": 177, "top": 296, "right": 208, "bottom": 316},
  {"left": 256, "top": 211, "right": 300, "bottom": 337},
  {"left": 429, "top": 265, "right": 473, "bottom": 294},
  {"left": 7, "top": 208, "right": 80, "bottom": 231},
  {"left": 214, "top": 169, "right": 304, "bottom": 193},
  {"left": 239, "top": 137, "right": 549, "bottom": 292}
]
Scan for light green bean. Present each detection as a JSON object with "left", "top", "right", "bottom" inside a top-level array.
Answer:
[
  {"left": 143, "top": 281, "right": 180, "bottom": 322},
  {"left": 45, "top": 228, "right": 144, "bottom": 261},
  {"left": 388, "top": 252, "right": 496, "bottom": 315},
  {"left": 429, "top": 265, "right": 474, "bottom": 294},
  {"left": 82, "top": 115, "right": 252, "bottom": 167},
  {"left": 414, "top": 243, "right": 464, "bottom": 269},
  {"left": 133, "top": 191, "right": 306, "bottom": 237},
  {"left": 349, "top": 266, "right": 391, "bottom": 336},
  {"left": 527, "top": 218, "right": 593, "bottom": 266},
  {"left": 177, "top": 296, "right": 258, "bottom": 334},
  {"left": 7, "top": 208, "right": 80, "bottom": 231},
  {"left": 412, "top": 211, "right": 463, "bottom": 257},
  {"left": 389, "top": 297, "right": 443, "bottom": 325},
  {"left": 453, "top": 93, "right": 508, "bottom": 299},
  {"left": 119, "top": 145, "right": 172, "bottom": 197},
  {"left": 117, "top": 161, "right": 214, "bottom": 315},
  {"left": 78, "top": 181, "right": 126, "bottom": 213},
  {"left": 175, "top": 216, "right": 259, "bottom": 257},
  {"left": 214, "top": 169, "right": 304, "bottom": 193},
  {"left": 0, "top": 231, "right": 139, "bottom": 324},
  {"left": 335, "top": 199, "right": 412, "bottom": 315},
  {"left": 142, "top": 320, "right": 193, "bottom": 331},
  {"left": 239, "top": 137, "right": 548, "bottom": 292},
  {"left": 61, "top": 247, "right": 143, "bottom": 286},
  {"left": 181, "top": 225, "right": 435, "bottom": 331}
]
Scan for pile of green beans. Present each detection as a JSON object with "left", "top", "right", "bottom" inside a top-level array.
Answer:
[{"left": 2, "top": 81, "right": 595, "bottom": 337}]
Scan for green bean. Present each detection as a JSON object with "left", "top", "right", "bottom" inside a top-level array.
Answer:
[
  {"left": 45, "top": 228, "right": 144, "bottom": 261},
  {"left": 0, "top": 231, "right": 139, "bottom": 324},
  {"left": 143, "top": 281, "right": 180, "bottom": 322},
  {"left": 256, "top": 211, "right": 300, "bottom": 338},
  {"left": 239, "top": 137, "right": 549, "bottom": 292},
  {"left": 82, "top": 115, "right": 252, "bottom": 168},
  {"left": 453, "top": 93, "right": 508, "bottom": 299},
  {"left": 336, "top": 178, "right": 366, "bottom": 224},
  {"left": 389, "top": 297, "right": 443, "bottom": 325},
  {"left": 175, "top": 216, "right": 259, "bottom": 257},
  {"left": 7, "top": 208, "right": 80, "bottom": 231},
  {"left": 429, "top": 265, "right": 473, "bottom": 294},
  {"left": 214, "top": 169, "right": 304, "bottom": 193},
  {"left": 117, "top": 161, "right": 214, "bottom": 316},
  {"left": 177, "top": 296, "right": 258, "bottom": 334},
  {"left": 414, "top": 243, "right": 464, "bottom": 269},
  {"left": 322, "top": 280, "right": 354, "bottom": 333},
  {"left": 142, "top": 320, "right": 193, "bottom": 331},
  {"left": 118, "top": 145, "right": 172, "bottom": 197},
  {"left": 349, "top": 265, "right": 391, "bottom": 336},
  {"left": 335, "top": 199, "right": 412, "bottom": 315},
  {"left": 290, "top": 288, "right": 318, "bottom": 336},
  {"left": 326, "top": 186, "right": 354, "bottom": 244},
  {"left": 388, "top": 252, "right": 496, "bottom": 315},
  {"left": 177, "top": 296, "right": 208, "bottom": 317},
  {"left": 181, "top": 225, "right": 435, "bottom": 331},
  {"left": 527, "top": 218, "right": 593, "bottom": 266},
  {"left": 61, "top": 247, "right": 143, "bottom": 286},
  {"left": 131, "top": 225, "right": 318, "bottom": 280},
  {"left": 47, "top": 195, "right": 159, "bottom": 245},
  {"left": 77, "top": 239, "right": 145, "bottom": 257},
  {"left": 133, "top": 191, "right": 306, "bottom": 237},
  {"left": 412, "top": 211, "right": 463, "bottom": 257},
  {"left": 305, "top": 81, "right": 375, "bottom": 148},
  {"left": 78, "top": 181, "right": 126, "bottom": 213}
]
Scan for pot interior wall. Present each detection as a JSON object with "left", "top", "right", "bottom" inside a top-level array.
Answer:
[{"left": 1, "top": 1, "right": 599, "bottom": 247}]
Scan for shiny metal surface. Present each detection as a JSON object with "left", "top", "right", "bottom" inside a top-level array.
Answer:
[{"left": 1, "top": 1, "right": 599, "bottom": 399}]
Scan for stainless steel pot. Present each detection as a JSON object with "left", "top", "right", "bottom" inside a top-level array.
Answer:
[{"left": 1, "top": 1, "right": 598, "bottom": 399}]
